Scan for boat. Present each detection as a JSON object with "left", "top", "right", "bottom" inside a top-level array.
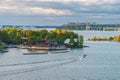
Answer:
[{"left": 83, "top": 54, "right": 87, "bottom": 58}]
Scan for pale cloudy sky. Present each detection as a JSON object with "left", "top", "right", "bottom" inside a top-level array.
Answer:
[{"left": 0, "top": 0, "right": 120, "bottom": 25}]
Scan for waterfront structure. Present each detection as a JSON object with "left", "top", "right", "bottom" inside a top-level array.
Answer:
[
  {"left": 0, "top": 23, "right": 120, "bottom": 31},
  {"left": 0, "top": 25, "right": 57, "bottom": 30},
  {"left": 21, "top": 37, "right": 28, "bottom": 45},
  {"left": 64, "top": 35, "right": 84, "bottom": 48},
  {"left": 30, "top": 40, "right": 67, "bottom": 50},
  {"left": 86, "top": 24, "right": 120, "bottom": 31},
  {"left": 60, "top": 22, "right": 120, "bottom": 31}
]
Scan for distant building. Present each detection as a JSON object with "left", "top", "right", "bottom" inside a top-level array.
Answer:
[{"left": 85, "top": 24, "right": 120, "bottom": 31}]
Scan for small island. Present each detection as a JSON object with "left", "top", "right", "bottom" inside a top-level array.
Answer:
[
  {"left": 0, "top": 28, "right": 84, "bottom": 51},
  {"left": 88, "top": 35, "right": 120, "bottom": 42}
]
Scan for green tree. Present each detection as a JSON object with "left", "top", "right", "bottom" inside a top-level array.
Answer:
[
  {"left": 109, "top": 37, "right": 113, "bottom": 41},
  {"left": 69, "top": 34, "right": 75, "bottom": 45},
  {"left": 77, "top": 35, "right": 83, "bottom": 47},
  {"left": 2, "top": 28, "right": 22, "bottom": 44},
  {"left": 48, "top": 31, "right": 57, "bottom": 40},
  {"left": 56, "top": 34, "right": 64, "bottom": 43}
]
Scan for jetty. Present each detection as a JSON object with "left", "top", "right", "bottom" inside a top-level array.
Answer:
[
  {"left": 51, "top": 50, "right": 70, "bottom": 53},
  {"left": 23, "top": 52, "right": 48, "bottom": 55}
]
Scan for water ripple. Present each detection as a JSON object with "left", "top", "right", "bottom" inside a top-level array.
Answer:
[{"left": 0, "top": 56, "right": 83, "bottom": 77}]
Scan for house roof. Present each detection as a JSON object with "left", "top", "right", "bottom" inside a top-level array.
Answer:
[{"left": 64, "top": 39, "right": 77, "bottom": 43}]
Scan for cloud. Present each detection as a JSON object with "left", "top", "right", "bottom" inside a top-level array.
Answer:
[
  {"left": 38, "top": 0, "right": 120, "bottom": 5},
  {"left": 26, "top": 7, "right": 73, "bottom": 15},
  {"left": 0, "top": 0, "right": 119, "bottom": 18},
  {"left": 0, "top": 1, "right": 73, "bottom": 15},
  {"left": 0, "top": 0, "right": 119, "bottom": 25}
]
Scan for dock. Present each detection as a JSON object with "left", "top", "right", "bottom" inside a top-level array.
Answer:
[{"left": 23, "top": 52, "right": 48, "bottom": 55}]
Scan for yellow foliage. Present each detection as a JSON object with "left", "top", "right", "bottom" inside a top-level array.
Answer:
[
  {"left": 51, "top": 29, "right": 73, "bottom": 34},
  {"left": 114, "top": 35, "right": 120, "bottom": 42},
  {"left": 88, "top": 35, "right": 120, "bottom": 42}
]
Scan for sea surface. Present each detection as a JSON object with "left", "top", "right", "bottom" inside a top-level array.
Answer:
[{"left": 0, "top": 31, "right": 120, "bottom": 80}]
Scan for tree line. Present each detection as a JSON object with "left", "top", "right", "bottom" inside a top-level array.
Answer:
[{"left": 0, "top": 28, "right": 78, "bottom": 45}]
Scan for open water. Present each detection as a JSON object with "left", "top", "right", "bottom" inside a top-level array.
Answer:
[{"left": 0, "top": 31, "right": 120, "bottom": 80}]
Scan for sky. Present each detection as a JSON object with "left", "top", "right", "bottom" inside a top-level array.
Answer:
[{"left": 0, "top": 0, "right": 120, "bottom": 25}]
